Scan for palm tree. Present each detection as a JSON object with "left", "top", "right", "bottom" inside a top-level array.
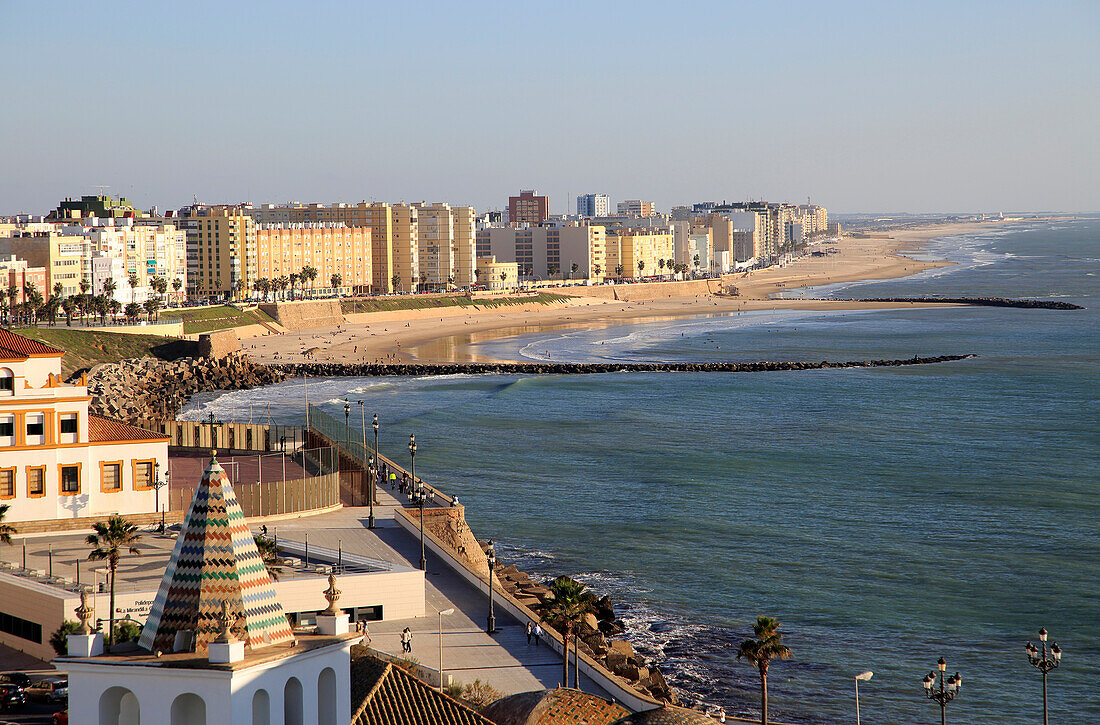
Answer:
[
  {"left": 637, "top": 259, "right": 645, "bottom": 276},
  {"left": 737, "top": 616, "right": 792, "bottom": 725},
  {"left": 143, "top": 297, "right": 161, "bottom": 322},
  {"left": 301, "top": 265, "right": 318, "bottom": 297},
  {"left": 253, "top": 535, "right": 281, "bottom": 581},
  {"left": 593, "top": 264, "right": 602, "bottom": 278},
  {"left": 330, "top": 273, "right": 341, "bottom": 294},
  {"left": 391, "top": 274, "right": 400, "bottom": 293},
  {"left": 60, "top": 297, "right": 76, "bottom": 326},
  {"left": 124, "top": 302, "right": 142, "bottom": 323},
  {"left": 542, "top": 576, "right": 597, "bottom": 689},
  {"left": 658, "top": 258, "right": 666, "bottom": 277},
  {"left": 570, "top": 262, "right": 579, "bottom": 280},
  {"left": 289, "top": 273, "right": 300, "bottom": 300},
  {"left": 102, "top": 278, "right": 117, "bottom": 301},
  {"left": 53, "top": 281, "right": 64, "bottom": 300},
  {"left": 0, "top": 503, "right": 16, "bottom": 545},
  {"left": 79, "top": 277, "right": 90, "bottom": 297},
  {"left": 127, "top": 271, "right": 140, "bottom": 304},
  {"left": 172, "top": 277, "right": 183, "bottom": 304},
  {"left": 24, "top": 285, "right": 43, "bottom": 326},
  {"left": 614, "top": 265, "right": 624, "bottom": 278},
  {"left": 87, "top": 516, "right": 142, "bottom": 651}
]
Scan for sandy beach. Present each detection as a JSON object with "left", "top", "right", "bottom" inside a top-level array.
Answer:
[{"left": 243, "top": 221, "right": 999, "bottom": 365}]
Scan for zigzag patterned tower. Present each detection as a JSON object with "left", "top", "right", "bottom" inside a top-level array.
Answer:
[{"left": 138, "top": 455, "right": 295, "bottom": 654}]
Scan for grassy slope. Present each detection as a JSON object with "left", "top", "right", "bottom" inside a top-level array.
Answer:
[
  {"left": 159, "top": 306, "right": 277, "bottom": 334},
  {"left": 340, "top": 292, "right": 571, "bottom": 314},
  {"left": 12, "top": 327, "right": 194, "bottom": 376}
]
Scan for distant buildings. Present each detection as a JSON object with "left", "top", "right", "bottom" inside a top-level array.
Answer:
[
  {"left": 47, "top": 194, "right": 149, "bottom": 222},
  {"left": 616, "top": 199, "right": 656, "bottom": 217},
  {"left": 577, "top": 194, "right": 610, "bottom": 217},
  {"left": 476, "top": 256, "right": 519, "bottom": 290},
  {"left": 255, "top": 223, "right": 372, "bottom": 295},
  {"left": 480, "top": 223, "right": 607, "bottom": 280},
  {"left": 606, "top": 227, "right": 675, "bottom": 278},
  {"left": 508, "top": 190, "right": 549, "bottom": 225}
]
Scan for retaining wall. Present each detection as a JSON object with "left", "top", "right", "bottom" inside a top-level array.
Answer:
[{"left": 259, "top": 299, "right": 344, "bottom": 330}]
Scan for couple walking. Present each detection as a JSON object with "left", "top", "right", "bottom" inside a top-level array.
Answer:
[
  {"left": 525, "top": 621, "right": 543, "bottom": 646},
  {"left": 400, "top": 627, "right": 412, "bottom": 654}
]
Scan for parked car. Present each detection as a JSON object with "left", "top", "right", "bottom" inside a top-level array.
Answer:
[
  {"left": 0, "top": 684, "right": 25, "bottom": 711},
  {"left": 0, "top": 673, "right": 31, "bottom": 690},
  {"left": 52, "top": 711, "right": 69, "bottom": 725},
  {"left": 25, "top": 678, "right": 67, "bottom": 703}
]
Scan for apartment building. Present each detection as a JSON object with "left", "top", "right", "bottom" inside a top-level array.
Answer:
[
  {"left": 482, "top": 224, "right": 607, "bottom": 280},
  {"left": 410, "top": 203, "right": 476, "bottom": 290},
  {"left": 82, "top": 219, "right": 188, "bottom": 300},
  {"left": 0, "top": 329, "right": 169, "bottom": 525},
  {"left": 577, "top": 194, "right": 610, "bottom": 217},
  {"left": 0, "top": 257, "right": 47, "bottom": 304},
  {"left": 616, "top": 200, "right": 656, "bottom": 217},
  {"left": 508, "top": 190, "right": 549, "bottom": 225},
  {"left": 605, "top": 228, "right": 675, "bottom": 278},
  {"left": 475, "top": 257, "right": 519, "bottom": 290},
  {"left": 255, "top": 223, "right": 372, "bottom": 295},
  {"left": 47, "top": 194, "right": 148, "bottom": 222},
  {"left": 178, "top": 206, "right": 255, "bottom": 299},
  {"left": 4, "top": 231, "right": 85, "bottom": 297}
]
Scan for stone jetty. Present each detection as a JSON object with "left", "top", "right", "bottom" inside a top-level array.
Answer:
[
  {"left": 277, "top": 354, "right": 974, "bottom": 378},
  {"left": 853, "top": 296, "right": 1084, "bottom": 310}
]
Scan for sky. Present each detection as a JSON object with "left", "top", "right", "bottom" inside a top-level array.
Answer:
[{"left": 1, "top": 0, "right": 1097, "bottom": 215}]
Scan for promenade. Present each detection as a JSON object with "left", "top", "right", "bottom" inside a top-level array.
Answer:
[{"left": 269, "top": 488, "right": 614, "bottom": 700}]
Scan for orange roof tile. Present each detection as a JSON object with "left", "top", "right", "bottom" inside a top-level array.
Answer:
[
  {"left": 88, "top": 415, "right": 171, "bottom": 443},
  {"left": 0, "top": 328, "right": 64, "bottom": 360}
]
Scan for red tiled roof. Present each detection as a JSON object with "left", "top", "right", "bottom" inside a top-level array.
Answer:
[
  {"left": 0, "top": 328, "right": 64, "bottom": 360},
  {"left": 88, "top": 415, "right": 171, "bottom": 443},
  {"left": 352, "top": 653, "right": 494, "bottom": 725}
]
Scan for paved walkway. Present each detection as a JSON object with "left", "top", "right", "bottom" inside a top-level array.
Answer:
[{"left": 270, "top": 489, "right": 613, "bottom": 700}]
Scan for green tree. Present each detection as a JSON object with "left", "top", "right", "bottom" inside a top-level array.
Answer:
[
  {"left": 614, "top": 265, "right": 624, "bottom": 277},
  {"left": 289, "top": 272, "right": 300, "bottom": 299},
  {"left": 570, "top": 262, "right": 579, "bottom": 279},
  {"left": 113, "top": 619, "right": 142, "bottom": 644},
  {"left": 60, "top": 296, "right": 76, "bottom": 326},
  {"left": 53, "top": 281, "right": 64, "bottom": 299},
  {"left": 50, "top": 620, "right": 83, "bottom": 656},
  {"left": 253, "top": 535, "right": 282, "bottom": 581},
  {"left": 542, "top": 576, "right": 597, "bottom": 689},
  {"left": 172, "top": 276, "right": 183, "bottom": 303},
  {"left": 330, "top": 273, "right": 341, "bottom": 293},
  {"left": 124, "top": 302, "right": 142, "bottom": 322},
  {"left": 0, "top": 502, "right": 16, "bottom": 544},
  {"left": 301, "top": 265, "right": 318, "bottom": 297},
  {"left": 127, "top": 271, "right": 140, "bottom": 304},
  {"left": 737, "top": 616, "right": 793, "bottom": 725},
  {"left": 391, "top": 273, "right": 400, "bottom": 293},
  {"left": 143, "top": 297, "right": 161, "bottom": 322},
  {"left": 86, "top": 516, "right": 143, "bottom": 651},
  {"left": 637, "top": 259, "right": 645, "bottom": 275},
  {"left": 24, "top": 284, "right": 43, "bottom": 326}
]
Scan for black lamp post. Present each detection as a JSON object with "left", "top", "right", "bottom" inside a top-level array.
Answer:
[
  {"left": 1026, "top": 628, "right": 1062, "bottom": 725},
  {"left": 922, "top": 657, "right": 961, "bottom": 725},
  {"left": 372, "top": 413, "right": 379, "bottom": 526},
  {"left": 357, "top": 402, "right": 375, "bottom": 528},
  {"left": 153, "top": 461, "right": 166, "bottom": 533},
  {"left": 410, "top": 434, "right": 425, "bottom": 570},
  {"left": 343, "top": 399, "right": 351, "bottom": 447},
  {"left": 486, "top": 539, "right": 497, "bottom": 634}
]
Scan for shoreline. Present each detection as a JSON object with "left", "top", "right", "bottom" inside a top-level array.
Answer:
[{"left": 241, "top": 219, "right": 1021, "bottom": 366}]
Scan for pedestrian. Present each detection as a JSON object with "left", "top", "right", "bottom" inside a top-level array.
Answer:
[
  {"left": 389, "top": 472, "right": 397, "bottom": 489},
  {"left": 525, "top": 621, "right": 533, "bottom": 645},
  {"left": 401, "top": 627, "right": 412, "bottom": 653},
  {"left": 533, "top": 622, "right": 543, "bottom": 646}
]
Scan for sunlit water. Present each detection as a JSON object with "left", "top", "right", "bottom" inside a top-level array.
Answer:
[{"left": 185, "top": 218, "right": 1099, "bottom": 724}]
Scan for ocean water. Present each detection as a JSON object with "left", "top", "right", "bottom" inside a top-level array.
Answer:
[{"left": 186, "top": 218, "right": 1099, "bottom": 724}]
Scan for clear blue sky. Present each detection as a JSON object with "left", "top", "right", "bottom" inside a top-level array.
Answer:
[{"left": 2, "top": 0, "right": 1097, "bottom": 215}]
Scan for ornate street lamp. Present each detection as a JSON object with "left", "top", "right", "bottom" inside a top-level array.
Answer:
[
  {"left": 153, "top": 462, "right": 168, "bottom": 533},
  {"left": 409, "top": 434, "right": 425, "bottom": 570},
  {"left": 922, "top": 657, "right": 961, "bottom": 725},
  {"left": 357, "top": 402, "right": 375, "bottom": 528},
  {"left": 1026, "top": 627, "right": 1062, "bottom": 725},
  {"left": 343, "top": 399, "right": 351, "bottom": 447},
  {"left": 485, "top": 539, "right": 497, "bottom": 634}
]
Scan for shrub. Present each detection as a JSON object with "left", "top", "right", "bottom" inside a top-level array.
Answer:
[{"left": 49, "top": 620, "right": 83, "bottom": 656}]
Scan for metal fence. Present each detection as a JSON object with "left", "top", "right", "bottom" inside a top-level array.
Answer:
[
  {"left": 169, "top": 471, "right": 339, "bottom": 518},
  {"left": 157, "top": 420, "right": 307, "bottom": 452}
]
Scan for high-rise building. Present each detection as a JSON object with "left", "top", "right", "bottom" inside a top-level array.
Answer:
[
  {"left": 412, "top": 203, "right": 476, "bottom": 290},
  {"left": 577, "top": 194, "right": 610, "bottom": 217},
  {"left": 4, "top": 230, "right": 86, "bottom": 297},
  {"left": 508, "top": 190, "right": 549, "bottom": 225},
  {"left": 180, "top": 206, "right": 256, "bottom": 300},
  {"left": 616, "top": 200, "right": 656, "bottom": 217},
  {"left": 254, "top": 223, "right": 372, "bottom": 295},
  {"left": 604, "top": 228, "right": 674, "bottom": 278},
  {"left": 482, "top": 223, "right": 607, "bottom": 280}
]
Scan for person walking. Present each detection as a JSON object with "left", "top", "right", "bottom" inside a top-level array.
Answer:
[
  {"left": 401, "top": 627, "right": 412, "bottom": 654},
  {"left": 533, "top": 622, "right": 543, "bottom": 646},
  {"left": 525, "top": 621, "right": 534, "bottom": 645}
]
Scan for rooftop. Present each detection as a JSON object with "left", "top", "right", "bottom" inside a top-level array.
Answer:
[{"left": 0, "top": 328, "right": 64, "bottom": 359}]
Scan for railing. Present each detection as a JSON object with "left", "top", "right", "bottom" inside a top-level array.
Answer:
[
  {"left": 157, "top": 419, "right": 307, "bottom": 452},
  {"left": 268, "top": 538, "right": 400, "bottom": 574}
]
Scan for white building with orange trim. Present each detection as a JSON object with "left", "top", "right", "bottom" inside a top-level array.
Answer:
[{"left": 0, "top": 329, "right": 168, "bottom": 525}]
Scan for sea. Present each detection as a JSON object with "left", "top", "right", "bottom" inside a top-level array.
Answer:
[{"left": 184, "top": 218, "right": 1099, "bottom": 724}]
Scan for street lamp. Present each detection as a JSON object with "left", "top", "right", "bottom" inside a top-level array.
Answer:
[
  {"left": 356, "top": 401, "right": 375, "bottom": 528},
  {"left": 1026, "top": 627, "right": 1062, "bottom": 725},
  {"left": 409, "top": 434, "right": 425, "bottom": 570},
  {"left": 485, "top": 540, "right": 497, "bottom": 634},
  {"left": 343, "top": 399, "right": 351, "bottom": 447},
  {"left": 437, "top": 607, "right": 455, "bottom": 692},
  {"left": 855, "top": 671, "right": 873, "bottom": 725},
  {"left": 922, "top": 657, "right": 961, "bottom": 725},
  {"left": 153, "top": 461, "right": 167, "bottom": 533}
]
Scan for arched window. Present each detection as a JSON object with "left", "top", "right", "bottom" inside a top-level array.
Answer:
[
  {"left": 170, "top": 693, "right": 206, "bottom": 725},
  {"left": 99, "top": 686, "right": 140, "bottom": 725},
  {"left": 284, "top": 677, "right": 304, "bottom": 725},
  {"left": 318, "top": 667, "right": 337, "bottom": 725},
  {"left": 251, "top": 689, "right": 270, "bottom": 725}
]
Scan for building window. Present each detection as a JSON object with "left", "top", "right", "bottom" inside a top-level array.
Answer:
[
  {"left": 101, "top": 462, "right": 122, "bottom": 492},
  {"left": 133, "top": 460, "right": 154, "bottom": 490},
  {"left": 26, "top": 415, "right": 44, "bottom": 437},
  {"left": 0, "top": 469, "right": 13, "bottom": 499},
  {"left": 0, "top": 369, "right": 13, "bottom": 393},
  {"left": 26, "top": 466, "right": 44, "bottom": 497},
  {"left": 60, "top": 414, "right": 78, "bottom": 435},
  {"left": 60, "top": 465, "right": 80, "bottom": 495},
  {"left": 0, "top": 416, "right": 13, "bottom": 438},
  {"left": 0, "top": 610, "right": 42, "bottom": 644}
]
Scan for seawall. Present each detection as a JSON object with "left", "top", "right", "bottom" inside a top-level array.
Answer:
[
  {"left": 276, "top": 354, "right": 975, "bottom": 378},
  {"left": 853, "top": 296, "right": 1084, "bottom": 310}
]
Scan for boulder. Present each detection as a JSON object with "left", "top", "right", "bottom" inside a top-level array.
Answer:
[{"left": 607, "top": 640, "right": 634, "bottom": 659}]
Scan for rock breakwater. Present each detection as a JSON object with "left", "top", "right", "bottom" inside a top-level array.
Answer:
[
  {"left": 853, "top": 296, "right": 1084, "bottom": 310},
  {"left": 278, "top": 354, "right": 974, "bottom": 378},
  {"left": 82, "top": 355, "right": 286, "bottom": 426}
]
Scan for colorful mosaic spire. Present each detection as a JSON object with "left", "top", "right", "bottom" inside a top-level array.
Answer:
[{"left": 138, "top": 455, "right": 295, "bottom": 654}]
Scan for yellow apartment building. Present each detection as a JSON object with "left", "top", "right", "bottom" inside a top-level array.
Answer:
[
  {"left": 254, "top": 223, "right": 372, "bottom": 295},
  {"left": 5, "top": 231, "right": 85, "bottom": 297},
  {"left": 606, "top": 228, "right": 675, "bottom": 278},
  {"left": 188, "top": 206, "right": 256, "bottom": 299}
]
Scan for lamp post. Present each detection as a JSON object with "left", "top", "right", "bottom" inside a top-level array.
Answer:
[
  {"left": 153, "top": 461, "right": 167, "bottom": 533},
  {"left": 922, "top": 657, "right": 961, "bottom": 725},
  {"left": 409, "top": 434, "right": 425, "bottom": 570},
  {"left": 343, "top": 399, "right": 351, "bottom": 448},
  {"left": 371, "top": 411, "right": 379, "bottom": 527},
  {"left": 437, "top": 607, "right": 455, "bottom": 692},
  {"left": 485, "top": 539, "right": 497, "bottom": 634},
  {"left": 1026, "top": 627, "right": 1062, "bottom": 725},
  {"left": 356, "top": 401, "right": 375, "bottom": 528},
  {"left": 855, "top": 671, "right": 873, "bottom": 725}
]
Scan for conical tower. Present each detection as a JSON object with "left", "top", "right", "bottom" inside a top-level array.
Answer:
[{"left": 138, "top": 455, "right": 295, "bottom": 654}]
